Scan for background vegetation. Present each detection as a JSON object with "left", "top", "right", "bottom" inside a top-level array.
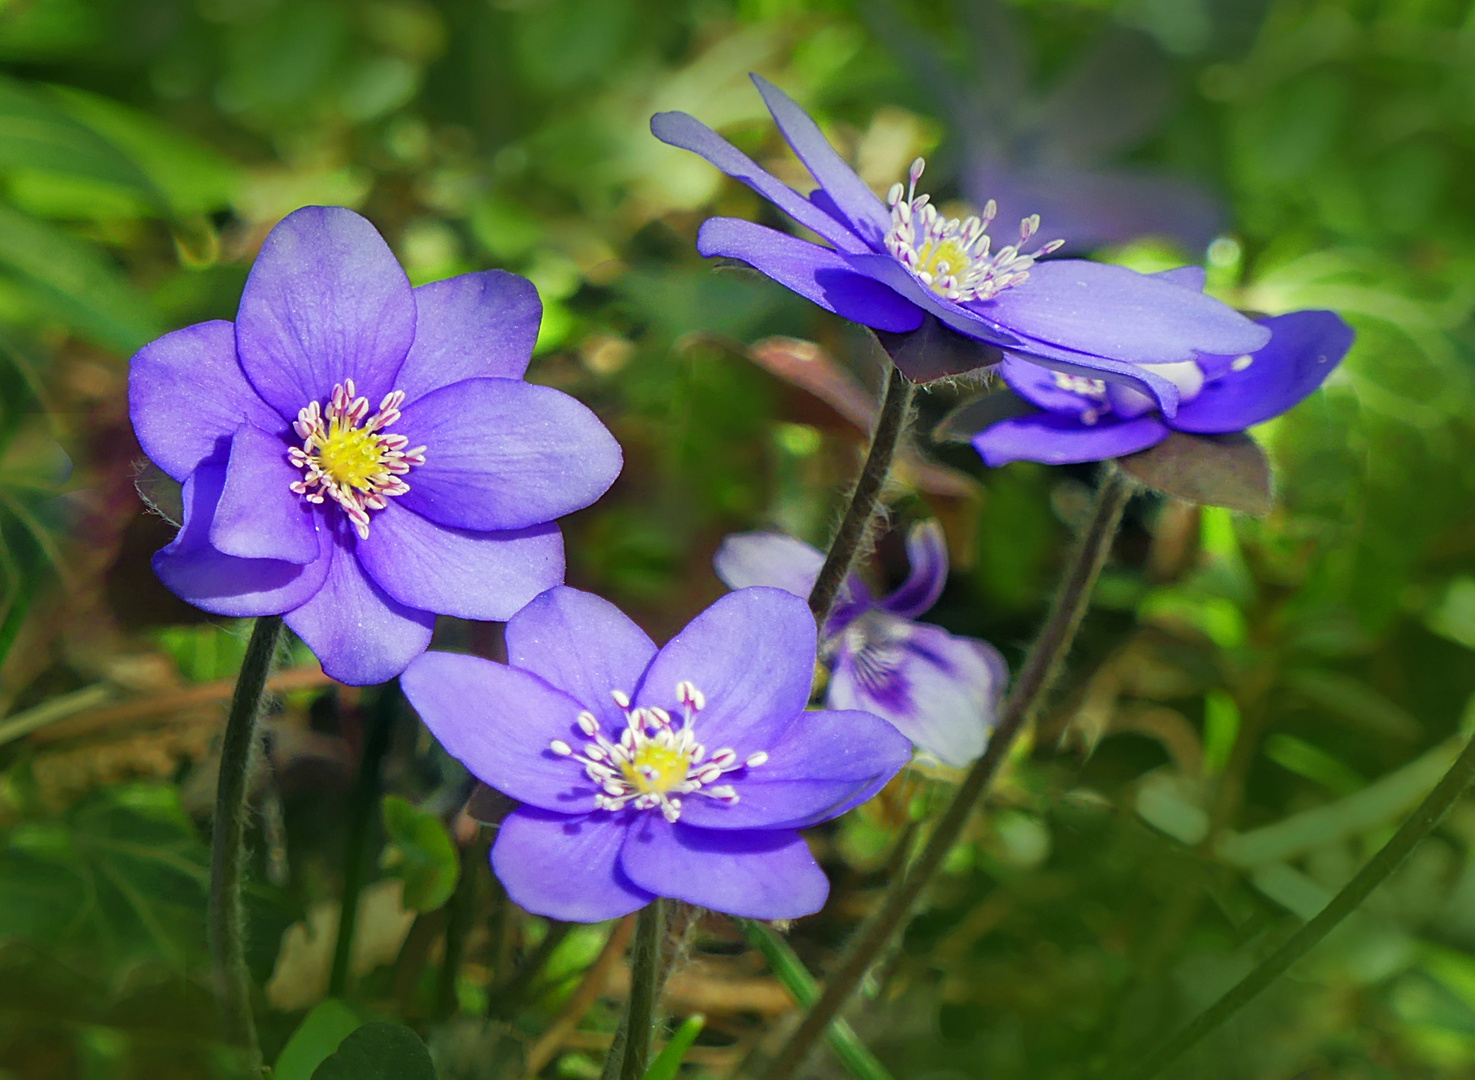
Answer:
[{"left": 4, "top": 0, "right": 1475, "bottom": 1076}]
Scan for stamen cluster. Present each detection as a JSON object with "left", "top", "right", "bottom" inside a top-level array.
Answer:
[
  {"left": 288, "top": 379, "right": 426, "bottom": 539},
  {"left": 550, "top": 681, "right": 769, "bottom": 823},
  {"left": 884, "top": 158, "right": 1064, "bottom": 303}
]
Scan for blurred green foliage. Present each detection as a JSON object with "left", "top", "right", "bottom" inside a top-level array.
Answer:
[{"left": 0, "top": 0, "right": 1473, "bottom": 1077}]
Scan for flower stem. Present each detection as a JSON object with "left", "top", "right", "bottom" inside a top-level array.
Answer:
[
  {"left": 808, "top": 363, "right": 914, "bottom": 628},
  {"left": 618, "top": 899, "right": 666, "bottom": 1080},
  {"left": 328, "top": 681, "right": 400, "bottom": 997},
  {"left": 1120, "top": 727, "right": 1475, "bottom": 1080},
  {"left": 763, "top": 467, "right": 1134, "bottom": 1080},
  {"left": 209, "top": 613, "right": 283, "bottom": 1073}
]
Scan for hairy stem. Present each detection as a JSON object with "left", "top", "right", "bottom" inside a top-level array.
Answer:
[
  {"left": 618, "top": 899, "right": 665, "bottom": 1080},
  {"left": 328, "top": 682, "right": 399, "bottom": 997},
  {"left": 209, "top": 613, "right": 283, "bottom": 1073},
  {"left": 764, "top": 468, "right": 1134, "bottom": 1080},
  {"left": 808, "top": 363, "right": 914, "bottom": 627},
  {"left": 1121, "top": 728, "right": 1475, "bottom": 1080}
]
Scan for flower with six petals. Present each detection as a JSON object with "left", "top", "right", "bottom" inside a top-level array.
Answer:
[
  {"left": 402, "top": 586, "right": 912, "bottom": 922},
  {"left": 130, "top": 206, "right": 622, "bottom": 685}
]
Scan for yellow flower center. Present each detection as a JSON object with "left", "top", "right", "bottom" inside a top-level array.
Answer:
[
  {"left": 622, "top": 741, "right": 692, "bottom": 795},
  {"left": 913, "top": 237, "right": 973, "bottom": 296},
  {"left": 316, "top": 420, "right": 391, "bottom": 492}
]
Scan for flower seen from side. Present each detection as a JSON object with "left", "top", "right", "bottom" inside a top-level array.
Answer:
[
  {"left": 715, "top": 521, "right": 1006, "bottom": 768},
  {"left": 401, "top": 586, "right": 912, "bottom": 922},
  {"left": 650, "top": 74, "right": 1270, "bottom": 411},
  {"left": 962, "top": 268, "right": 1356, "bottom": 466},
  {"left": 129, "top": 206, "right": 622, "bottom": 685}
]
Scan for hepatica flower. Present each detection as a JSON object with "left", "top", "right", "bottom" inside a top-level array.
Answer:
[
  {"left": 716, "top": 521, "right": 1005, "bottom": 768},
  {"left": 651, "top": 75, "right": 1269, "bottom": 410},
  {"left": 401, "top": 586, "right": 911, "bottom": 922},
  {"left": 967, "top": 270, "right": 1355, "bottom": 465},
  {"left": 130, "top": 207, "right": 621, "bottom": 685}
]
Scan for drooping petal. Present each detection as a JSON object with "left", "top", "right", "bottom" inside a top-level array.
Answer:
[
  {"left": 152, "top": 465, "right": 330, "bottom": 618},
  {"left": 677, "top": 708, "right": 912, "bottom": 830},
  {"left": 999, "top": 354, "right": 1106, "bottom": 419},
  {"left": 696, "top": 218, "right": 924, "bottom": 334},
  {"left": 649, "top": 111, "right": 870, "bottom": 254},
  {"left": 838, "top": 252, "right": 1021, "bottom": 350},
  {"left": 1171, "top": 311, "right": 1354, "bottom": 435},
  {"left": 997, "top": 337, "right": 1182, "bottom": 416},
  {"left": 492, "top": 808, "right": 652, "bottom": 922},
  {"left": 829, "top": 617, "right": 1006, "bottom": 768},
  {"left": 634, "top": 588, "right": 816, "bottom": 756},
  {"left": 395, "top": 378, "right": 621, "bottom": 532},
  {"left": 236, "top": 206, "right": 416, "bottom": 418},
  {"left": 128, "top": 320, "right": 285, "bottom": 481},
  {"left": 971, "top": 410, "right": 1169, "bottom": 467},
  {"left": 712, "top": 531, "right": 823, "bottom": 597},
  {"left": 355, "top": 501, "right": 563, "bottom": 622},
  {"left": 979, "top": 260, "right": 1270, "bottom": 367},
  {"left": 401, "top": 650, "right": 600, "bottom": 811},
  {"left": 395, "top": 271, "right": 540, "bottom": 405},
  {"left": 749, "top": 74, "right": 893, "bottom": 249},
  {"left": 209, "top": 422, "right": 319, "bottom": 564},
  {"left": 619, "top": 815, "right": 828, "bottom": 920},
  {"left": 504, "top": 586, "right": 658, "bottom": 730},
  {"left": 879, "top": 520, "right": 949, "bottom": 618},
  {"left": 283, "top": 526, "right": 434, "bottom": 685}
]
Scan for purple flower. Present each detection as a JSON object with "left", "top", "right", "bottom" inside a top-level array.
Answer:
[
  {"left": 650, "top": 76, "right": 1270, "bottom": 411},
  {"left": 401, "top": 586, "right": 911, "bottom": 922},
  {"left": 715, "top": 521, "right": 1005, "bottom": 768},
  {"left": 129, "top": 207, "right": 622, "bottom": 685},
  {"left": 967, "top": 269, "right": 1355, "bottom": 466}
]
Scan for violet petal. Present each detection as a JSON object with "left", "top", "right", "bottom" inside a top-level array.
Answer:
[
  {"left": 395, "top": 271, "right": 540, "bottom": 405},
  {"left": 1172, "top": 311, "right": 1353, "bottom": 434},
  {"left": 697, "top": 218, "right": 924, "bottom": 333},
  {"left": 492, "top": 808, "right": 653, "bottom": 922},
  {"left": 971, "top": 410, "right": 1169, "bottom": 466},
  {"left": 649, "top": 111, "right": 869, "bottom": 254},
  {"left": 504, "top": 586, "right": 658, "bottom": 731},
  {"left": 209, "top": 422, "right": 319, "bottom": 564},
  {"left": 999, "top": 354, "right": 1105, "bottom": 418},
  {"left": 712, "top": 530, "right": 824, "bottom": 598},
  {"left": 879, "top": 520, "right": 949, "bottom": 618},
  {"left": 355, "top": 501, "right": 563, "bottom": 622},
  {"left": 283, "top": 524, "right": 434, "bottom": 685},
  {"left": 236, "top": 206, "right": 416, "bottom": 418},
  {"left": 128, "top": 320, "right": 285, "bottom": 481},
  {"left": 400, "top": 650, "right": 598, "bottom": 811},
  {"left": 152, "top": 465, "right": 330, "bottom": 617},
  {"left": 395, "top": 377, "right": 621, "bottom": 532},
  {"left": 620, "top": 816, "right": 828, "bottom": 920}
]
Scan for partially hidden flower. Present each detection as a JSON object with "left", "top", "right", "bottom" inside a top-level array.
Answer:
[
  {"left": 401, "top": 586, "right": 911, "bottom": 922},
  {"left": 650, "top": 75, "right": 1269, "bottom": 411},
  {"left": 964, "top": 269, "right": 1355, "bottom": 466},
  {"left": 130, "top": 206, "right": 622, "bottom": 685},
  {"left": 715, "top": 521, "right": 1005, "bottom": 768}
]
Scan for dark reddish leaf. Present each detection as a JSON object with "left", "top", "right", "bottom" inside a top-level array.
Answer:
[
  {"left": 873, "top": 313, "right": 1004, "bottom": 383},
  {"left": 1118, "top": 431, "right": 1273, "bottom": 515}
]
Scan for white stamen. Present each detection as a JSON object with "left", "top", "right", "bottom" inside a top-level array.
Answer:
[{"left": 1231, "top": 355, "right": 1254, "bottom": 372}]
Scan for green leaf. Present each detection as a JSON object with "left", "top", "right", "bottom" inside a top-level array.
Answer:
[
  {"left": 310, "top": 1022, "right": 437, "bottom": 1080},
  {"left": 275, "top": 1000, "right": 364, "bottom": 1080},
  {"left": 380, "top": 795, "right": 459, "bottom": 912},
  {"left": 641, "top": 1013, "right": 705, "bottom": 1080},
  {"left": 0, "top": 75, "right": 159, "bottom": 199},
  {"left": 0, "top": 201, "right": 162, "bottom": 353}
]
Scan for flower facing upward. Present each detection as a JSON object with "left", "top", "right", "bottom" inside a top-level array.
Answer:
[
  {"left": 401, "top": 586, "right": 912, "bottom": 922},
  {"left": 963, "top": 269, "right": 1356, "bottom": 465},
  {"left": 715, "top": 521, "right": 1005, "bottom": 768},
  {"left": 129, "top": 206, "right": 622, "bottom": 685},
  {"left": 651, "top": 75, "right": 1270, "bottom": 411}
]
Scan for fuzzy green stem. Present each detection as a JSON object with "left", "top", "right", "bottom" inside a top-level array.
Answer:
[
  {"left": 1121, "top": 727, "right": 1475, "bottom": 1080},
  {"left": 808, "top": 363, "right": 914, "bottom": 627},
  {"left": 763, "top": 468, "right": 1134, "bottom": 1080},
  {"left": 209, "top": 613, "right": 283, "bottom": 1073},
  {"left": 618, "top": 899, "right": 665, "bottom": 1080},
  {"left": 328, "top": 682, "right": 399, "bottom": 997}
]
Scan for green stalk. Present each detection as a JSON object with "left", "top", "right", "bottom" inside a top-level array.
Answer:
[
  {"left": 618, "top": 899, "right": 666, "bottom": 1080},
  {"left": 209, "top": 614, "right": 284, "bottom": 1073}
]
